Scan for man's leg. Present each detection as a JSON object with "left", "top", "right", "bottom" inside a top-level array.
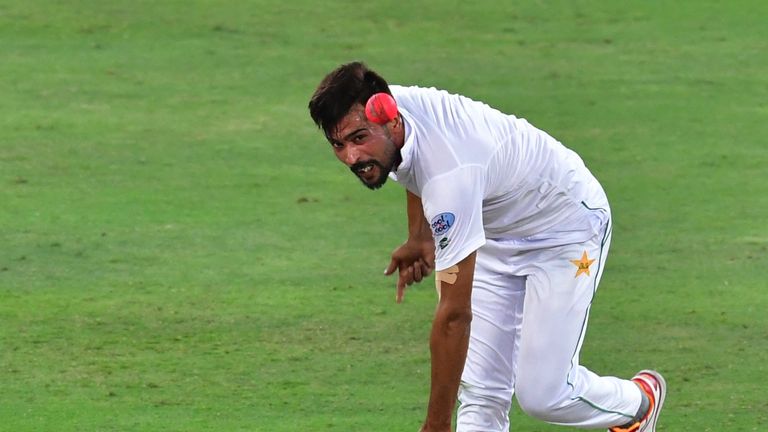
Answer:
[
  {"left": 456, "top": 242, "right": 525, "bottom": 432},
  {"left": 513, "top": 227, "right": 646, "bottom": 428}
]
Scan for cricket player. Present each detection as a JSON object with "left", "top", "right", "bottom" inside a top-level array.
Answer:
[{"left": 308, "top": 62, "right": 667, "bottom": 432}]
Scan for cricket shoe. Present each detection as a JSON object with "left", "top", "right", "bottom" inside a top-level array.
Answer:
[{"left": 608, "top": 370, "right": 667, "bottom": 432}]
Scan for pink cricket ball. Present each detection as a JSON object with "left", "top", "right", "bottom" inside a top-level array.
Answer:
[{"left": 365, "top": 93, "right": 398, "bottom": 124}]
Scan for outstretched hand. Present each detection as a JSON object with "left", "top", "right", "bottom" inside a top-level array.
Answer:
[{"left": 384, "top": 238, "right": 436, "bottom": 303}]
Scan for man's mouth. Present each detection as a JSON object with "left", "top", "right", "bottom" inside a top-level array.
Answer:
[
  {"left": 358, "top": 163, "right": 374, "bottom": 175},
  {"left": 352, "top": 161, "right": 376, "bottom": 177},
  {"left": 349, "top": 159, "right": 391, "bottom": 190}
]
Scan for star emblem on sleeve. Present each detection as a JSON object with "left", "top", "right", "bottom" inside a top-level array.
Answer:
[{"left": 570, "top": 251, "right": 596, "bottom": 278}]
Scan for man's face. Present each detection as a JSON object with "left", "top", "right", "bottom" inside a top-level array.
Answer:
[{"left": 328, "top": 104, "right": 401, "bottom": 190}]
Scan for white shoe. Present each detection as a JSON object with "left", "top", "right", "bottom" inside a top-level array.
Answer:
[{"left": 608, "top": 370, "right": 667, "bottom": 432}]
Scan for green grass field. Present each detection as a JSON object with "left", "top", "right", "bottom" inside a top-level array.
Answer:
[{"left": 1, "top": 1, "right": 766, "bottom": 430}]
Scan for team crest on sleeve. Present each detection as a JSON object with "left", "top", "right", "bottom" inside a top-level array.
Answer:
[{"left": 431, "top": 212, "right": 455, "bottom": 236}]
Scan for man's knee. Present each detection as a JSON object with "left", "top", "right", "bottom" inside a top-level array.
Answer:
[
  {"left": 515, "top": 378, "right": 570, "bottom": 423},
  {"left": 516, "top": 391, "right": 559, "bottom": 422}
]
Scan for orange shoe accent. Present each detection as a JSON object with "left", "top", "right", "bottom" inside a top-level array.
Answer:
[
  {"left": 609, "top": 421, "right": 641, "bottom": 432},
  {"left": 608, "top": 371, "right": 664, "bottom": 432}
]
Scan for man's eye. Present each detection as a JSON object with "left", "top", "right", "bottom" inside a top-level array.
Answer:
[
  {"left": 353, "top": 135, "right": 366, "bottom": 143},
  {"left": 331, "top": 141, "right": 343, "bottom": 149}
]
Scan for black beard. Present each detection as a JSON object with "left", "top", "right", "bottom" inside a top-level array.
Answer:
[{"left": 350, "top": 152, "right": 402, "bottom": 190}]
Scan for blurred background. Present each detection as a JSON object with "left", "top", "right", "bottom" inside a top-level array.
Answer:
[{"left": 1, "top": 1, "right": 766, "bottom": 430}]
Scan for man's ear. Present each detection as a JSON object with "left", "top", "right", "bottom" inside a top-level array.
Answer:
[{"left": 388, "top": 114, "right": 400, "bottom": 129}]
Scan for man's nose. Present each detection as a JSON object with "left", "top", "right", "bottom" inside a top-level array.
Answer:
[{"left": 343, "top": 146, "right": 360, "bottom": 166}]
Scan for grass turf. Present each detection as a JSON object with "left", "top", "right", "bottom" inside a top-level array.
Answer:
[{"left": 1, "top": 1, "right": 766, "bottom": 430}]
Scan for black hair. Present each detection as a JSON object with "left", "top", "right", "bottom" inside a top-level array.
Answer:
[{"left": 308, "top": 61, "right": 391, "bottom": 140}]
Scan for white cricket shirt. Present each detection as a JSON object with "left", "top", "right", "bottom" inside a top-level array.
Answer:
[{"left": 388, "top": 85, "right": 610, "bottom": 271}]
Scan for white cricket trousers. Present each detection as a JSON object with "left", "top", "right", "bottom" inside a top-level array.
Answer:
[{"left": 456, "top": 223, "right": 643, "bottom": 431}]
